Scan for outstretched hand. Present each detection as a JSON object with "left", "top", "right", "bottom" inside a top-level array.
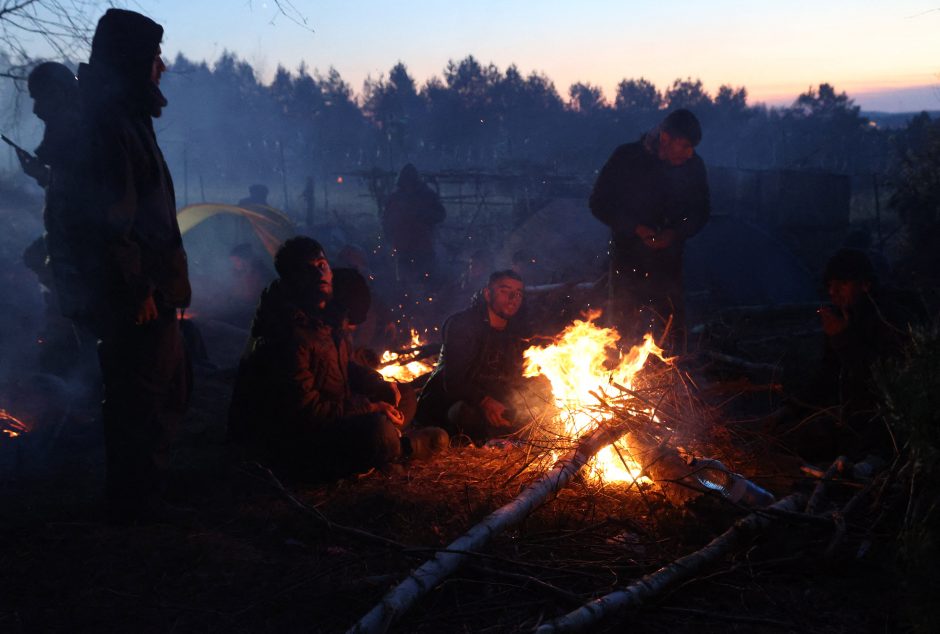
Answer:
[
  {"left": 135, "top": 295, "right": 159, "bottom": 325},
  {"left": 480, "top": 395, "right": 513, "bottom": 428},
  {"left": 16, "top": 148, "right": 47, "bottom": 184}
]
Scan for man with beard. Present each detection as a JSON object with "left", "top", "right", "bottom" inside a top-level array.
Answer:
[
  {"left": 229, "top": 237, "right": 447, "bottom": 480},
  {"left": 590, "top": 109, "right": 710, "bottom": 353},
  {"left": 416, "top": 270, "right": 546, "bottom": 446},
  {"left": 78, "top": 9, "right": 192, "bottom": 520}
]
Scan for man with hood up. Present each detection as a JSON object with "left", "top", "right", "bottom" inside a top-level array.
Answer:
[
  {"left": 380, "top": 163, "right": 446, "bottom": 285},
  {"left": 78, "top": 9, "right": 191, "bottom": 520}
]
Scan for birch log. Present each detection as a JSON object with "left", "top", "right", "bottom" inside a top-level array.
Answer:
[
  {"left": 536, "top": 492, "right": 806, "bottom": 634},
  {"left": 348, "top": 420, "right": 631, "bottom": 634}
]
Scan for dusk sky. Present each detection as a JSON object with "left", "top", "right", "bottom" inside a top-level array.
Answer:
[{"left": 31, "top": 1, "right": 940, "bottom": 111}]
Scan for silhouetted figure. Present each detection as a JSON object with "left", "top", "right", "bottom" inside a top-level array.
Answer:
[
  {"left": 16, "top": 63, "right": 90, "bottom": 378},
  {"left": 223, "top": 242, "right": 271, "bottom": 328},
  {"left": 229, "top": 238, "right": 446, "bottom": 481},
  {"left": 238, "top": 183, "right": 270, "bottom": 208},
  {"left": 380, "top": 164, "right": 445, "bottom": 285},
  {"left": 416, "top": 270, "right": 548, "bottom": 446},
  {"left": 78, "top": 9, "right": 192, "bottom": 521},
  {"left": 590, "top": 109, "right": 710, "bottom": 353}
]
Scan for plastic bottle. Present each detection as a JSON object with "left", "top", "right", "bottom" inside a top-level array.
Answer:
[{"left": 689, "top": 458, "right": 775, "bottom": 507}]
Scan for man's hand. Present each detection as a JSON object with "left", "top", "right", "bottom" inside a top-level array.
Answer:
[
  {"left": 480, "top": 395, "right": 513, "bottom": 428},
  {"left": 16, "top": 148, "right": 47, "bottom": 184},
  {"left": 389, "top": 382, "right": 402, "bottom": 407},
  {"left": 372, "top": 401, "right": 404, "bottom": 426},
  {"left": 818, "top": 306, "right": 848, "bottom": 337},
  {"left": 135, "top": 295, "right": 159, "bottom": 325}
]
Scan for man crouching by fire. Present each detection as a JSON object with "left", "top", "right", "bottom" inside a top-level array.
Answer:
[
  {"left": 415, "top": 270, "right": 551, "bottom": 446},
  {"left": 228, "top": 237, "right": 447, "bottom": 480}
]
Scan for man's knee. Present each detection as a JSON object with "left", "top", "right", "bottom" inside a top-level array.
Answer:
[{"left": 360, "top": 413, "right": 402, "bottom": 464}]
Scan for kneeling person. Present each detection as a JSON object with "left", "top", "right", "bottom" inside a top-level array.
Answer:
[
  {"left": 229, "top": 237, "right": 443, "bottom": 480},
  {"left": 416, "top": 270, "right": 543, "bottom": 445}
]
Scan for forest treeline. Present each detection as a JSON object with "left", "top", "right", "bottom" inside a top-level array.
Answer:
[{"left": 149, "top": 52, "right": 935, "bottom": 188}]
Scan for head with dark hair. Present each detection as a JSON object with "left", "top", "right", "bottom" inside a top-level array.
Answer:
[
  {"left": 331, "top": 267, "right": 372, "bottom": 325},
  {"left": 397, "top": 163, "right": 421, "bottom": 191},
  {"left": 824, "top": 248, "right": 875, "bottom": 309},
  {"left": 27, "top": 62, "right": 77, "bottom": 123},
  {"left": 488, "top": 269, "right": 523, "bottom": 287},
  {"left": 274, "top": 237, "right": 332, "bottom": 304},
  {"left": 483, "top": 269, "right": 524, "bottom": 326},
  {"left": 86, "top": 9, "right": 167, "bottom": 116},
  {"left": 248, "top": 184, "right": 269, "bottom": 202},
  {"left": 654, "top": 108, "right": 701, "bottom": 167},
  {"left": 661, "top": 109, "right": 702, "bottom": 145}
]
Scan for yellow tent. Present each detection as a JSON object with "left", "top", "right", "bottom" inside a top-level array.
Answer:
[{"left": 176, "top": 203, "right": 296, "bottom": 257}]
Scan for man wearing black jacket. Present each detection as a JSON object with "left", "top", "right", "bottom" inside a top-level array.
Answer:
[
  {"left": 416, "top": 270, "right": 543, "bottom": 445},
  {"left": 78, "top": 9, "right": 191, "bottom": 520},
  {"left": 589, "top": 109, "right": 710, "bottom": 353}
]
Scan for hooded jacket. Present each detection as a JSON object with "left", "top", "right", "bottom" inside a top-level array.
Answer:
[{"left": 77, "top": 9, "right": 189, "bottom": 327}]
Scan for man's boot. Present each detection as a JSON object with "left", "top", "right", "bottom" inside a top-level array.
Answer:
[{"left": 401, "top": 426, "right": 449, "bottom": 461}]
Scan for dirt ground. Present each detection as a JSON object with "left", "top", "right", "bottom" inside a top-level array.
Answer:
[{"left": 0, "top": 348, "right": 907, "bottom": 633}]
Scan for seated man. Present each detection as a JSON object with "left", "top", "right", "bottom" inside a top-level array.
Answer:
[
  {"left": 229, "top": 237, "right": 444, "bottom": 480},
  {"left": 416, "top": 270, "right": 548, "bottom": 445},
  {"left": 787, "top": 248, "right": 921, "bottom": 461}
]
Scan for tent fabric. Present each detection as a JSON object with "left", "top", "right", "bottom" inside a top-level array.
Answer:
[{"left": 177, "top": 203, "right": 296, "bottom": 257}]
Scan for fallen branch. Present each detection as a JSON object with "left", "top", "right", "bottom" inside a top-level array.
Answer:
[
  {"left": 535, "top": 492, "right": 806, "bottom": 633},
  {"left": 805, "top": 456, "right": 847, "bottom": 515},
  {"left": 348, "top": 417, "right": 637, "bottom": 633}
]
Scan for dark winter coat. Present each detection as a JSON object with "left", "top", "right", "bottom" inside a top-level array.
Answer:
[
  {"left": 229, "top": 280, "right": 393, "bottom": 458},
  {"left": 589, "top": 136, "right": 710, "bottom": 276},
  {"left": 381, "top": 185, "right": 446, "bottom": 255},
  {"left": 416, "top": 294, "right": 529, "bottom": 423},
  {"left": 76, "top": 19, "right": 189, "bottom": 332}
]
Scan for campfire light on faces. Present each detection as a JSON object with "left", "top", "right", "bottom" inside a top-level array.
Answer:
[
  {"left": 379, "top": 329, "right": 435, "bottom": 383},
  {"left": 523, "top": 312, "right": 671, "bottom": 483},
  {"left": 1, "top": 408, "right": 32, "bottom": 439}
]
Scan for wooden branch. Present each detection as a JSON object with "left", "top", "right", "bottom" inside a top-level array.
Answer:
[
  {"left": 805, "top": 456, "right": 846, "bottom": 515},
  {"left": 348, "top": 418, "right": 634, "bottom": 634},
  {"left": 536, "top": 492, "right": 806, "bottom": 633}
]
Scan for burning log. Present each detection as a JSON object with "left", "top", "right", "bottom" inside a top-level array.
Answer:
[
  {"left": 348, "top": 417, "right": 640, "bottom": 634},
  {"left": 536, "top": 492, "right": 806, "bottom": 633},
  {"left": 0, "top": 408, "right": 32, "bottom": 441},
  {"left": 377, "top": 329, "right": 437, "bottom": 383}
]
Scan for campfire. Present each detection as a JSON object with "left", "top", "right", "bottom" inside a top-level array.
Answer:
[
  {"left": 378, "top": 329, "right": 436, "bottom": 383},
  {"left": 523, "top": 312, "right": 671, "bottom": 482},
  {"left": 1, "top": 407, "right": 32, "bottom": 440}
]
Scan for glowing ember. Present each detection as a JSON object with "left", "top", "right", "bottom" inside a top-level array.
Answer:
[
  {"left": 379, "top": 329, "right": 435, "bottom": 383},
  {"left": 523, "top": 312, "right": 671, "bottom": 483},
  {"left": 1, "top": 408, "right": 32, "bottom": 439}
]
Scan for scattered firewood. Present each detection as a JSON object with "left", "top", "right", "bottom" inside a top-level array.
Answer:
[
  {"left": 805, "top": 456, "right": 847, "bottom": 515},
  {"left": 348, "top": 417, "right": 640, "bottom": 634},
  {"left": 535, "top": 492, "right": 806, "bottom": 633}
]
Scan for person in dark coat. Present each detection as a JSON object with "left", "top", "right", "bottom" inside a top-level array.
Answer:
[
  {"left": 78, "top": 9, "right": 192, "bottom": 520},
  {"left": 16, "top": 63, "right": 92, "bottom": 378},
  {"left": 589, "top": 109, "right": 710, "bottom": 353},
  {"left": 415, "top": 270, "right": 548, "bottom": 445},
  {"left": 229, "top": 238, "right": 446, "bottom": 481},
  {"left": 380, "top": 164, "right": 446, "bottom": 285}
]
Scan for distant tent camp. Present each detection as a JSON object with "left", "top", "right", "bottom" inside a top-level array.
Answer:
[{"left": 177, "top": 203, "right": 296, "bottom": 257}]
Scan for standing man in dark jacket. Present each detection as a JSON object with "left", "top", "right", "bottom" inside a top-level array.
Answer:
[
  {"left": 79, "top": 9, "right": 192, "bottom": 520},
  {"left": 380, "top": 164, "right": 446, "bottom": 285},
  {"left": 416, "top": 270, "right": 548, "bottom": 445},
  {"left": 590, "top": 109, "right": 710, "bottom": 353}
]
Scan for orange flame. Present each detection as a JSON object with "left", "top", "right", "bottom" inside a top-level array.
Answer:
[
  {"left": 523, "top": 312, "right": 670, "bottom": 482},
  {"left": 379, "top": 329, "right": 435, "bottom": 383},
  {"left": 1, "top": 408, "right": 32, "bottom": 439}
]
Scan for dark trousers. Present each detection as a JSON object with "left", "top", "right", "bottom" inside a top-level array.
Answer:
[
  {"left": 98, "top": 312, "right": 189, "bottom": 511},
  {"left": 284, "top": 413, "right": 402, "bottom": 481},
  {"left": 608, "top": 257, "right": 685, "bottom": 354}
]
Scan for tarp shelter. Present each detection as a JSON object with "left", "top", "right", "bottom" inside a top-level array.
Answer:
[{"left": 177, "top": 203, "right": 296, "bottom": 258}]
